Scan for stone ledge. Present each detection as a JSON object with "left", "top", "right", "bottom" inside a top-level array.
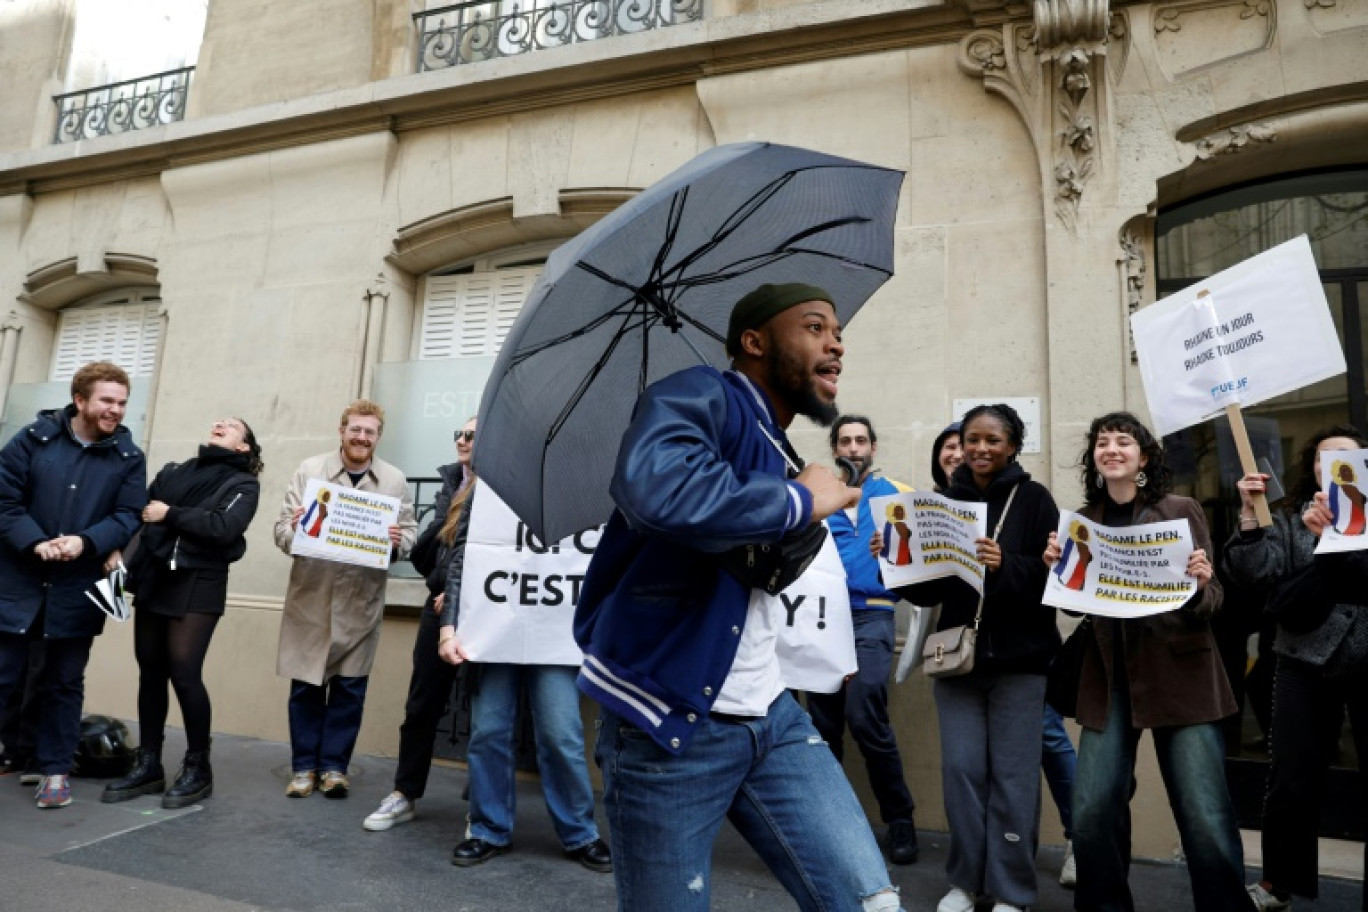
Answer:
[{"left": 0, "top": 0, "right": 987, "bottom": 196}]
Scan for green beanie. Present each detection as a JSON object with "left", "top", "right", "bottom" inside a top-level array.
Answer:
[{"left": 725, "top": 283, "right": 835, "bottom": 356}]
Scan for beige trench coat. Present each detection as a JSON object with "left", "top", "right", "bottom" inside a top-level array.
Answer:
[{"left": 273, "top": 450, "right": 417, "bottom": 686}]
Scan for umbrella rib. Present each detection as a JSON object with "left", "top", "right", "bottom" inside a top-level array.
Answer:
[
  {"left": 545, "top": 305, "right": 642, "bottom": 445},
  {"left": 507, "top": 301, "right": 639, "bottom": 369}
]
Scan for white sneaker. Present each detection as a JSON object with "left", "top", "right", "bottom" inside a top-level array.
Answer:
[
  {"left": 937, "top": 887, "right": 977, "bottom": 912},
  {"left": 991, "top": 904, "right": 1027, "bottom": 912},
  {"left": 1246, "top": 883, "right": 1291, "bottom": 911},
  {"left": 1059, "top": 838, "right": 1076, "bottom": 888},
  {"left": 363, "top": 790, "right": 415, "bottom": 831}
]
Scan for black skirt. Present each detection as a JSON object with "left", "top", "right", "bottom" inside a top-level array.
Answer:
[{"left": 134, "top": 567, "right": 229, "bottom": 618}]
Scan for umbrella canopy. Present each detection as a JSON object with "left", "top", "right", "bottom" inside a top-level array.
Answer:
[{"left": 474, "top": 142, "right": 904, "bottom": 542}]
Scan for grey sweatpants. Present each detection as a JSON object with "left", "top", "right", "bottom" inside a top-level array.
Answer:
[{"left": 933, "top": 672, "right": 1046, "bottom": 908}]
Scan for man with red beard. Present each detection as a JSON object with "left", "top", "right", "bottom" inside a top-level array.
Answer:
[
  {"left": 575, "top": 284, "right": 906, "bottom": 911},
  {"left": 274, "top": 400, "right": 416, "bottom": 800}
]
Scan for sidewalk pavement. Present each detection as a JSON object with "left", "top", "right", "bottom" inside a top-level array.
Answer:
[{"left": 0, "top": 728, "right": 1360, "bottom": 912}]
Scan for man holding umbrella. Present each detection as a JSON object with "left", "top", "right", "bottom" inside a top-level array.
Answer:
[{"left": 576, "top": 283, "right": 904, "bottom": 911}]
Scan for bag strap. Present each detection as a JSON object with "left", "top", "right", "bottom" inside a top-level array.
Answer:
[{"left": 972, "top": 483, "right": 1021, "bottom": 630}]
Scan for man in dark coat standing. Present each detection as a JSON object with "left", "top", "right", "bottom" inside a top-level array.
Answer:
[{"left": 0, "top": 360, "right": 147, "bottom": 809}]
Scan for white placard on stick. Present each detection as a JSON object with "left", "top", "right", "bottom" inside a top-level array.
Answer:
[
  {"left": 1043, "top": 511, "right": 1196, "bottom": 618},
  {"left": 1314, "top": 448, "right": 1368, "bottom": 554},
  {"left": 458, "top": 486, "right": 600, "bottom": 665},
  {"left": 867, "top": 490, "right": 988, "bottom": 593},
  {"left": 290, "top": 479, "right": 400, "bottom": 569},
  {"left": 1130, "top": 235, "right": 1345, "bottom": 439}
]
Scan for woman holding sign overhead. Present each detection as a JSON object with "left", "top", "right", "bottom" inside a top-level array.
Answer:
[
  {"left": 100, "top": 418, "right": 263, "bottom": 809},
  {"left": 1043, "top": 411, "right": 1246, "bottom": 912},
  {"left": 1224, "top": 424, "right": 1368, "bottom": 912},
  {"left": 888, "top": 403, "right": 1059, "bottom": 912}
]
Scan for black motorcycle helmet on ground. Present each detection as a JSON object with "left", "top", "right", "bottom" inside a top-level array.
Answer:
[{"left": 73, "top": 714, "right": 136, "bottom": 778}]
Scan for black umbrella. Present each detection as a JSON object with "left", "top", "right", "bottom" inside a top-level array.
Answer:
[{"left": 473, "top": 142, "right": 904, "bottom": 542}]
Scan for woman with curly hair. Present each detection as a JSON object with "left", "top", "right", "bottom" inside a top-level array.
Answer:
[{"left": 1044, "top": 410, "right": 1246, "bottom": 912}]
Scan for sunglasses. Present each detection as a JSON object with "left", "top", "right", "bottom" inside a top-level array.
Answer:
[{"left": 455, "top": 430, "right": 475, "bottom": 442}]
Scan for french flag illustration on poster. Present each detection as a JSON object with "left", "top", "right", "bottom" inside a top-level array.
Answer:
[
  {"left": 1052, "top": 521, "right": 1091, "bottom": 591},
  {"left": 1328, "top": 460, "right": 1366, "bottom": 536}
]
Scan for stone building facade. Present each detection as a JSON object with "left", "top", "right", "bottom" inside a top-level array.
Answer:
[{"left": 1, "top": 0, "right": 1364, "bottom": 863}]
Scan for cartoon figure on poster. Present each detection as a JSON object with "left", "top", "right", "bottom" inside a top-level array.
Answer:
[
  {"left": 1053, "top": 519, "right": 1092, "bottom": 591},
  {"left": 881, "top": 502, "right": 913, "bottom": 566},
  {"left": 300, "top": 488, "right": 330, "bottom": 538},
  {"left": 1328, "top": 458, "right": 1366, "bottom": 536}
]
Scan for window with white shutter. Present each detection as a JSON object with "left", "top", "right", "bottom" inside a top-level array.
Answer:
[
  {"left": 49, "top": 289, "right": 161, "bottom": 381},
  {"left": 418, "top": 265, "right": 539, "bottom": 360}
]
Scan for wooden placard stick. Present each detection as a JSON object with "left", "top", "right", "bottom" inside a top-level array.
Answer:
[{"left": 1196, "top": 289, "right": 1273, "bottom": 527}]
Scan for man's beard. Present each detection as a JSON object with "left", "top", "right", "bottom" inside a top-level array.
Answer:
[{"left": 767, "top": 344, "right": 839, "bottom": 427}]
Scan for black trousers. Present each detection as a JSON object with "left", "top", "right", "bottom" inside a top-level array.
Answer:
[
  {"left": 1261, "top": 655, "right": 1368, "bottom": 909},
  {"left": 393, "top": 601, "right": 461, "bottom": 800},
  {"left": 0, "top": 624, "right": 94, "bottom": 776}
]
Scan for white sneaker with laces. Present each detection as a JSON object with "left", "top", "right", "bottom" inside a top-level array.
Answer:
[
  {"left": 1246, "top": 883, "right": 1291, "bottom": 911},
  {"left": 937, "top": 887, "right": 977, "bottom": 912},
  {"left": 1059, "top": 839, "right": 1077, "bottom": 888},
  {"left": 363, "top": 790, "right": 415, "bottom": 831}
]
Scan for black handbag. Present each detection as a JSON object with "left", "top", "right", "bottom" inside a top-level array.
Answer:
[
  {"left": 715, "top": 522, "right": 829, "bottom": 596},
  {"left": 1046, "top": 617, "right": 1092, "bottom": 718}
]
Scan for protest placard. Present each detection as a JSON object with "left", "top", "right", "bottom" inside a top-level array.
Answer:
[
  {"left": 1130, "top": 235, "right": 1345, "bottom": 439},
  {"left": 1314, "top": 447, "right": 1368, "bottom": 554},
  {"left": 458, "top": 486, "right": 600, "bottom": 665},
  {"left": 1043, "top": 511, "right": 1196, "bottom": 618},
  {"left": 290, "top": 479, "right": 400, "bottom": 569},
  {"left": 772, "top": 529, "right": 856, "bottom": 694},
  {"left": 866, "top": 490, "right": 988, "bottom": 593}
]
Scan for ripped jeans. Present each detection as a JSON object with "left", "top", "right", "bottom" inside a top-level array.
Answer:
[{"left": 596, "top": 691, "right": 902, "bottom": 912}]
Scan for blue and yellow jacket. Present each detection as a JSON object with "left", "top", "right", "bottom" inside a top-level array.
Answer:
[
  {"left": 830, "top": 472, "right": 911, "bottom": 611},
  {"left": 574, "top": 366, "right": 811, "bottom": 755}
]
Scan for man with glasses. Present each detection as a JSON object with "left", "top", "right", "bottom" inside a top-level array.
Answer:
[{"left": 274, "top": 399, "right": 417, "bottom": 799}]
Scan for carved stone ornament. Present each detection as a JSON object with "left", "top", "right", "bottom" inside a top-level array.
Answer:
[
  {"left": 1193, "top": 122, "right": 1277, "bottom": 161},
  {"left": 959, "top": 0, "right": 1116, "bottom": 234},
  {"left": 1118, "top": 225, "right": 1146, "bottom": 363}
]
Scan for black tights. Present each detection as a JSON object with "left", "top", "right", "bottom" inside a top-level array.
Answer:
[{"left": 134, "top": 611, "right": 220, "bottom": 753}]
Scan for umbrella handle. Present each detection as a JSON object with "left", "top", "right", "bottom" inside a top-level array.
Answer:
[{"left": 835, "top": 457, "right": 859, "bottom": 485}]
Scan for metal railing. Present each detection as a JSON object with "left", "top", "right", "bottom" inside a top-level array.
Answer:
[
  {"left": 390, "top": 475, "right": 447, "bottom": 579},
  {"left": 53, "top": 66, "right": 194, "bottom": 144},
  {"left": 414, "top": 0, "right": 703, "bottom": 71}
]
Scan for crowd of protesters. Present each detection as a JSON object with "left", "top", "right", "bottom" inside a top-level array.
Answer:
[{"left": 0, "top": 280, "right": 1364, "bottom": 912}]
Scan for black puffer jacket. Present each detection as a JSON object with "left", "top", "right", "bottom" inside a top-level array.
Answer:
[{"left": 894, "top": 461, "right": 1061, "bottom": 675}]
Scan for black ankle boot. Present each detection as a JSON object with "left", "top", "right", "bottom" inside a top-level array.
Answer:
[
  {"left": 101, "top": 747, "right": 165, "bottom": 803},
  {"left": 162, "top": 749, "right": 212, "bottom": 808}
]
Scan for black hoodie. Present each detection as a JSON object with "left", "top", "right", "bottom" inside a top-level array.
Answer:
[{"left": 894, "top": 461, "right": 1061, "bottom": 675}]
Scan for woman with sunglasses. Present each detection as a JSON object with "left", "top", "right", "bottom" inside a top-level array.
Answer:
[
  {"left": 363, "top": 417, "right": 475, "bottom": 831},
  {"left": 102, "top": 418, "right": 263, "bottom": 807}
]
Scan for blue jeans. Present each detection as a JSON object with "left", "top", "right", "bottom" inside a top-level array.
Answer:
[
  {"left": 467, "top": 664, "right": 599, "bottom": 851},
  {"left": 806, "top": 608, "right": 915, "bottom": 824},
  {"left": 1042, "top": 703, "right": 1076, "bottom": 838},
  {"left": 1073, "top": 685, "right": 1248, "bottom": 912},
  {"left": 596, "top": 691, "right": 902, "bottom": 912},
  {"left": 288, "top": 675, "right": 369, "bottom": 773}
]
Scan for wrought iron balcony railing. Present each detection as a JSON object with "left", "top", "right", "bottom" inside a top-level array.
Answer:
[
  {"left": 53, "top": 66, "right": 194, "bottom": 144},
  {"left": 414, "top": 0, "right": 703, "bottom": 72}
]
